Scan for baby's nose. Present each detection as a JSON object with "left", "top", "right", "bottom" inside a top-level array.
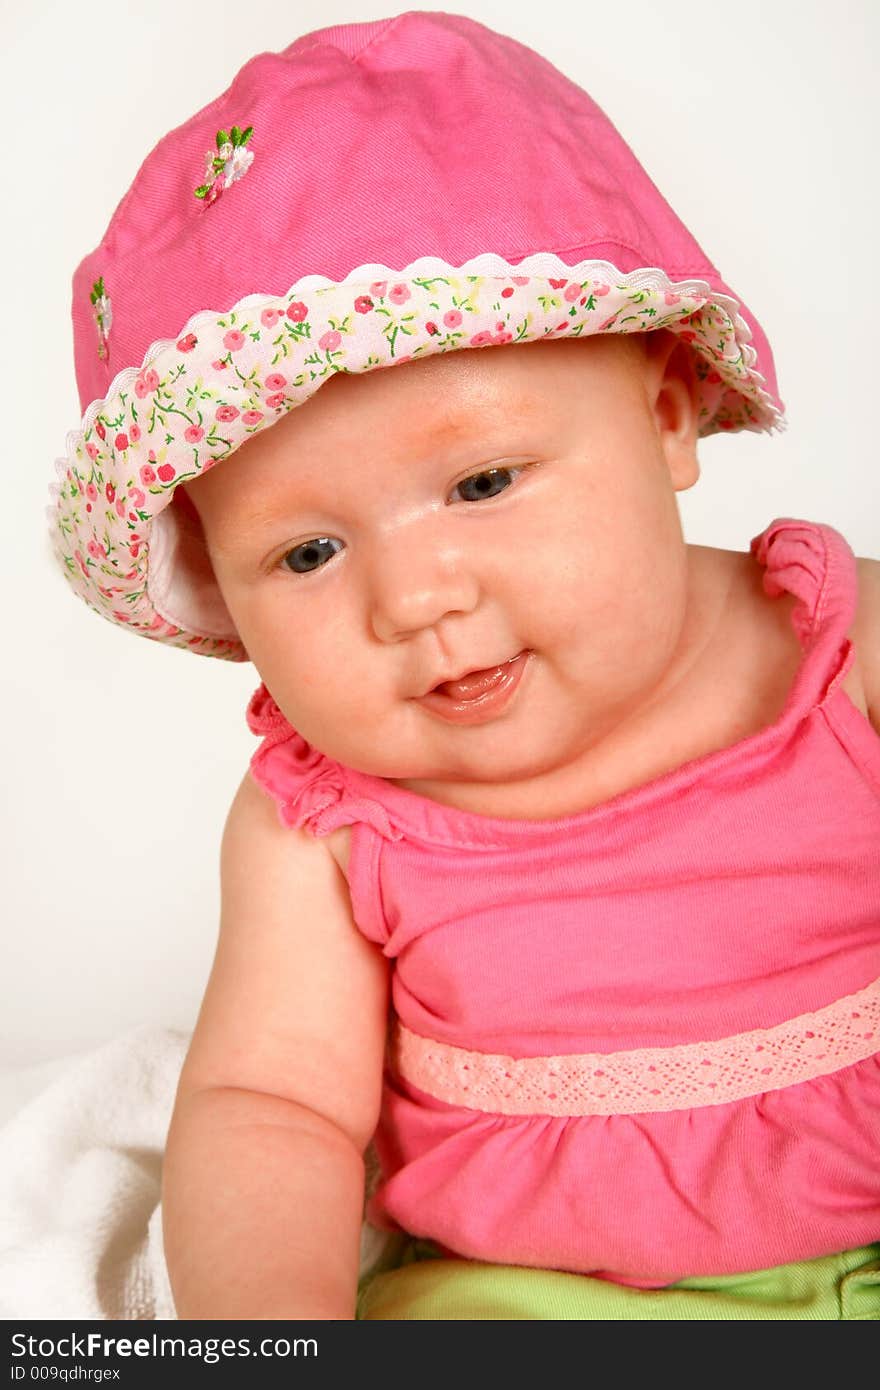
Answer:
[{"left": 367, "top": 529, "right": 480, "bottom": 642}]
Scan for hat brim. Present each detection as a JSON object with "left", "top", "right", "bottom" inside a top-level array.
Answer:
[{"left": 49, "top": 252, "right": 784, "bottom": 661}]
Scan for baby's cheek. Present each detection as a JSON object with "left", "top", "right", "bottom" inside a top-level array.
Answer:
[
  {"left": 516, "top": 533, "right": 619, "bottom": 638},
  {"left": 522, "top": 537, "right": 671, "bottom": 698}
]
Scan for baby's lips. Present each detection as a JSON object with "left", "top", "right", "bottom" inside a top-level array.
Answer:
[
  {"left": 434, "top": 667, "right": 498, "bottom": 699},
  {"left": 432, "top": 652, "right": 524, "bottom": 699}
]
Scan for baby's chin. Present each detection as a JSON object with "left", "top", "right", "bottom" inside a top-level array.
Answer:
[
  {"left": 272, "top": 674, "right": 581, "bottom": 789},
  {"left": 377, "top": 733, "right": 581, "bottom": 800}
]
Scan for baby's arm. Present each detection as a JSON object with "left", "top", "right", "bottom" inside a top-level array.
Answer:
[{"left": 161, "top": 772, "right": 389, "bottom": 1320}]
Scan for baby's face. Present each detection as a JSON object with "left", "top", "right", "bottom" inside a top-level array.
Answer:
[{"left": 185, "top": 334, "right": 700, "bottom": 814}]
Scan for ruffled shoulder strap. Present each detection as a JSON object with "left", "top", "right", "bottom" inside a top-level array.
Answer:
[
  {"left": 245, "top": 683, "right": 404, "bottom": 843},
  {"left": 749, "top": 517, "right": 857, "bottom": 716}
]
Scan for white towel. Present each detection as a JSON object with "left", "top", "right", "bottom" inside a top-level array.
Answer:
[
  {"left": 0, "top": 1027, "right": 183, "bottom": 1319},
  {"left": 0, "top": 1027, "right": 392, "bottom": 1320}
]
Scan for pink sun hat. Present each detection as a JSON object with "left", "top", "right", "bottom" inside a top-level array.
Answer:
[{"left": 48, "top": 10, "right": 784, "bottom": 662}]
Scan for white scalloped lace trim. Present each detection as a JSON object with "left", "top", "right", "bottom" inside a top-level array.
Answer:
[
  {"left": 64, "top": 252, "right": 779, "bottom": 452},
  {"left": 48, "top": 252, "right": 783, "bottom": 658}
]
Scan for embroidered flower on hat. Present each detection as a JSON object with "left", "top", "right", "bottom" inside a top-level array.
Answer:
[
  {"left": 89, "top": 277, "right": 112, "bottom": 362},
  {"left": 195, "top": 124, "right": 255, "bottom": 206}
]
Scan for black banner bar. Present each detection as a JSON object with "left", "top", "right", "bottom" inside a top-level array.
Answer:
[{"left": 2, "top": 1321, "right": 551, "bottom": 1382}]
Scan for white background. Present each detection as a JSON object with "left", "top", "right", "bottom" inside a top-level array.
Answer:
[{"left": 2, "top": 0, "right": 878, "bottom": 1066}]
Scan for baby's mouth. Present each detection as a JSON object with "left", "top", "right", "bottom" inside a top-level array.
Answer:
[
  {"left": 431, "top": 655, "right": 522, "bottom": 701},
  {"left": 414, "top": 651, "right": 531, "bottom": 725}
]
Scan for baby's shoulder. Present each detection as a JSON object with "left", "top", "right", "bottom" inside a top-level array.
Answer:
[
  {"left": 851, "top": 556, "right": 880, "bottom": 729},
  {"left": 239, "top": 754, "right": 355, "bottom": 875},
  {"left": 721, "top": 539, "right": 871, "bottom": 725}
]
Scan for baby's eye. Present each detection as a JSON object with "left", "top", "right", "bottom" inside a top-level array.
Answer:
[
  {"left": 281, "top": 536, "right": 344, "bottom": 574},
  {"left": 450, "top": 466, "right": 521, "bottom": 503}
]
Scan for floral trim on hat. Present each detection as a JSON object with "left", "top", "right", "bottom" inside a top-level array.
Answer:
[
  {"left": 195, "top": 125, "right": 254, "bottom": 207},
  {"left": 49, "top": 253, "right": 785, "bottom": 662},
  {"left": 89, "top": 277, "right": 112, "bottom": 362}
]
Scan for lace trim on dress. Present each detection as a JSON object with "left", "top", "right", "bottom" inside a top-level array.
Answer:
[{"left": 389, "top": 976, "right": 880, "bottom": 1116}]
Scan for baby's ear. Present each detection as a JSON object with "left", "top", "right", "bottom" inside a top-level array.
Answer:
[{"left": 643, "top": 330, "right": 700, "bottom": 491}]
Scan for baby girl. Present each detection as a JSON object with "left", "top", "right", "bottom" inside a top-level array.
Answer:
[{"left": 49, "top": 13, "right": 880, "bottom": 1319}]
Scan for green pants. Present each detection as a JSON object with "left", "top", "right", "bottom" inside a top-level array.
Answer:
[{"left": 357, "top": 1237, "right": 880, "bottom": 1320}]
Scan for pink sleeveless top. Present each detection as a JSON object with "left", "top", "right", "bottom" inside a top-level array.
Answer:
[{"left": 246, "top": 518, "right": 880, "bottom": 1286}]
